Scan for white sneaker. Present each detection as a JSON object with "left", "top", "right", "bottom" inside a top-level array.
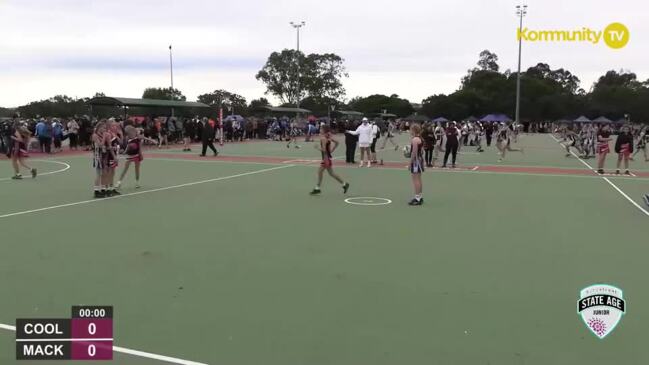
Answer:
[
  {"left": 367, "top": 162, "right": 372, "bottom": 168},
  {"left": 135, "top": 183, "right": 141, "bottom": 189},
  {"left": 115, "top": 181, "right": 122, "bottom": 189}
]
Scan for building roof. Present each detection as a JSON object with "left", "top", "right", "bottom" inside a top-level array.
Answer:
[
  {"left": 335, "top": 110, "right": 364, "bottom": 116},
  {"left": 265, "top": 106, "right": 311, "bottom": 114},
  {"left": 88, "top": 96, "right": 210, "bottom": 108}
]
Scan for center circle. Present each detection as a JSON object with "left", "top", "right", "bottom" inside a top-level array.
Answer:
[{"left": 344, "top": 197, "right": 392, "bottom": 206}]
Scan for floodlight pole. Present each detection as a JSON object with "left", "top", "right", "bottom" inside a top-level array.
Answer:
[
  {"left": 515, "top": 5, "right": 527, "bottom": 125},
  {"left": 169, "top": 45, "right": 175, "bottom": 117},
  {"left": 290, "top": 21, "right": 306, "bottom": 116}
]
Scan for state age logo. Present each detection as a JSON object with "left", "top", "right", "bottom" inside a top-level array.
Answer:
[{"left": 577, "top": 284, "right": 626, "bottom": 339}]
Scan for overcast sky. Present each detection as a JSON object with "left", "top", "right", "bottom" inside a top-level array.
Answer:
[{"left": 1, "top": 0, "right": 646, "bottom": 107}]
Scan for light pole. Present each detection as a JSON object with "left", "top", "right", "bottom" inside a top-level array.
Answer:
[
  {"left": 515, "top": 5, "right": 527, "bottom": 125},
  {"left": 169, "top": 45, "right": 175, "bottom": 116},
  {"left": 290, "top": 21, "right": 306, "bottom": 115}
]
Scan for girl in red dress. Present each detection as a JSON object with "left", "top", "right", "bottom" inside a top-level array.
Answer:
[
  {"left": 310, "top": 125, "right": 350, "bottom": 195},
  {"left": 116, "top": 125, "right": 157, "bottom": 189},
  {"left": 596, "top": 124, "right": 612, "bottom": 175},
  {"left": 10, "top": 126, "right": 37, "bottom": 180}
]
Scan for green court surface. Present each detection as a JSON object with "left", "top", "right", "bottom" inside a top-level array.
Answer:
[{"left": 1, "top": 133, "right": 648, "bottom": 364}]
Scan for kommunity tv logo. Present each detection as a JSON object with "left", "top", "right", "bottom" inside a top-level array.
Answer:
[{"left": 518, "top": 23, "right": 630, "bottom": 49}]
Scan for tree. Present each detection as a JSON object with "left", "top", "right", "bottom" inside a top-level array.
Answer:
[
  {"left": 256, "top": 49, "right": 348, "bottom": 105},
  {"left": 249, "top": 98, "right": 270, "bottom": 109},
  {"left": 248, "top": 98, "right": 271, "bottom": 116},
  {"left": 348, "top": 94, "right": 414, "bottom": 117},
  {"left": 477, "top": 50, "right": 499, "bottom": 72},
  {"left": 197, "top": 90, "right": 247, "bottom": 115},
  {"left": 142, "top": 87, "right": 186, "bottom": 101},
  {"left": 299, "top": 96, "right": 344, "bottom": 116},
  {"left": 588, "top": 70, "right": 647, "bottom": 120},
  {"left": 16, "top": 95, "right": 90, "bottom": 118}
]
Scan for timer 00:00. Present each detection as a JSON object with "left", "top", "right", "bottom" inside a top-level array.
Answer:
[{"left": 78, "top": 309, "right": 106, "bottom": 318}]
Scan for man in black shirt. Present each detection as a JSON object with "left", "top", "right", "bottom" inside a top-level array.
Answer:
[
  {"left": 344, "top": 120, "right": 358, "bottom": 164},
  {"left": 1, "top": 114, "right": 18, "bottom": 156},
  {"left": 485, "top": 122, "right": 494, "bottom": 146},
  {"left": 199, "top": 118, "right": 218, "bottom": 157}
]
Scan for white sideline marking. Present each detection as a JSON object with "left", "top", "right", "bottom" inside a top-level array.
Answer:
[
  {"left": 1, "top": 323, "right": 207, "bottom": 365},
  {"left": 0, "top": 165, "right": 294, "bottom": 219},
  {"left": 0, "top": 323, "right": 15, "bottom": 331},
  {"left": 151, "top": 156, "right": 649, "bottom": 181},
  {"left": 281, "top": 159, "right": 317, "bottom": 164},
  {"left": 549, "top": 134, "right": 649, "bottom": 217},
  {"left": 0, "top": 160, "right": 70, "bottom": 181}
]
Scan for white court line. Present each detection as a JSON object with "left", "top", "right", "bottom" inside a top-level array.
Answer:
[
  {"left": 281, "top": 159, "right": 317, "bottom": 164},
  {"left": 149, "top": 157, "right": 283, "bottom": 167},
  {"left": 0, "top": 160, "right": 70, "bottom": 181},
  {"left": 549, "top": 134, "right": 649, "bottom": 218},
  {"left": 0, "top": 323, "right": 207, "bottom": 365},
  {"left": 150, "top": 155, "right": 649, "bottom": 181},
  {"left": 0, "top": 165, "right": 294, "bottom": 219}
]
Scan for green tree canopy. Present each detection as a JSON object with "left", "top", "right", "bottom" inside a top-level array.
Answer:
[
  {"left": 197, "top": 89, "right": 247, "bottom": 115},
  {"left": 348, "top": 94, "right": 414, "bottom": 117},
  {"left": 142, "top": 87, "right": 186, "bottom": 101},
  {"left": 256, "top": 49, "right": 348, "bottom": 105}
]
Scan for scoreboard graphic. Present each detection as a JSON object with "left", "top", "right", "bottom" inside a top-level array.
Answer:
[{"left": 16, "top": 306, "right": 113, "bottom": 361}]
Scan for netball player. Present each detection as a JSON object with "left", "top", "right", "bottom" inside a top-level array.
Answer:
[
  {"left": 116, "top": 125, "right": 158, "bottom": 189},
  {"left": 564, "top": 128, "right": 583, "bottom": 157},
  {"left": 310, "top": 125, "right": 350, "bottom": 195},
  {"left": 422, "top": 122, "right": 436, "bottom": 167},
  {"left": 104, "top": 120, "right": 123, "bottom": 196},
  {"left": 614, "top": 125, "right": 634, "bottom": 175},
  {"left": 474, "top": 122, "right": 484, "bottom": 152},
  {"left": 286, "top": 120, "right": 301, "bottom": 149},
  {"left": 9, "top": 126, "right": 37, "bottom": 179},
  {"left": 370, "top": 121, "right": 380, "bottom": 164},
  {"left": 380, "top": 120, "right": 399, "bottom": 150},
  {"left": 432, "top": 122, "right": 445, "bottom": 166},
  {"left": 596, "top": 124, "right": 613, "bottom": 175},
  {"left": 585, "top": 124, "right": 597, "bottom": 159},
  {"left": 92, "top": 121, "right": 110, "bottom": 198},
  {"left": 496, "top": 123, "right": 523, "bottom": 162},
  {"left": 631, "top": 126, "right": 649, "bottom": 162},
  {"left": 408, "top": 124, "right": 424, "bottom": 206}
]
